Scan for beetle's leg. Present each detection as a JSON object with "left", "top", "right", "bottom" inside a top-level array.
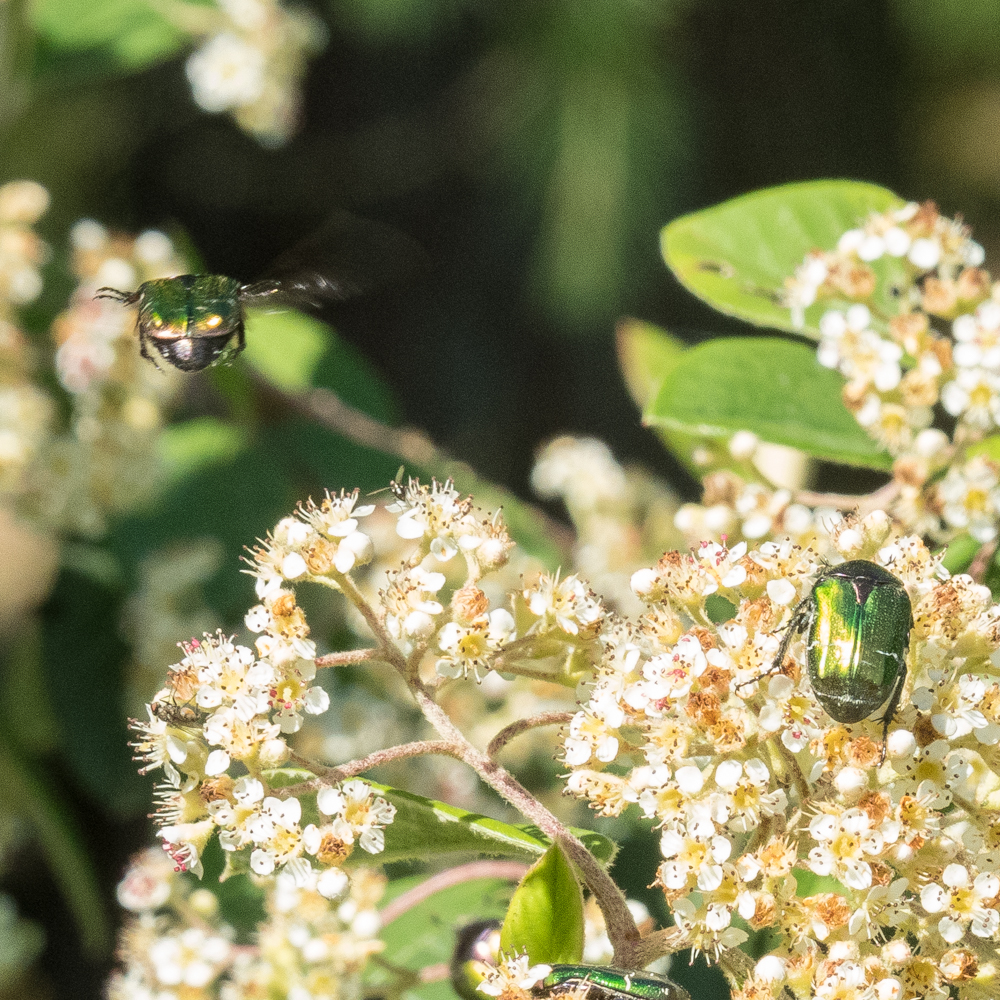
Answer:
[
  {"left": 233, "top": 321, "right": 246, "bottom": 358},
  {"left": 137, "top": 326, "right": 162, "bottom": 372},
  {"left": 96, "top": 286, "right": 140, "bottom": 305},
  {"left": 736, "top": 598, "right": 811, "bottom": 692}
]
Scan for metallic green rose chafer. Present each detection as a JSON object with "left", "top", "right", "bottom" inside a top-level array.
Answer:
[
  {"left": 97, "top": 274, "right": 250, "bottom": 373},
  {"left": 767, "top": 559, "right": 912, "bottom": 753},
  {"left": 539, "top": 965, "right": 690, "bottom": 1000}
]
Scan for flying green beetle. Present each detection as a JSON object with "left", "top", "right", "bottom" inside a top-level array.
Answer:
[
  {"left": 97, "top": 212, "right": 425, "bottom": 373},
  {"left": 752, "top": 559, "right": 912, "bottom": 755}
]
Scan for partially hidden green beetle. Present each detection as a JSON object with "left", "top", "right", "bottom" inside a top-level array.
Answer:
[
  {"left": 539, "top": 965, "right": 690, "bottom": 1000},
  {"left": 758, "top": 559, "right": 912, "bottom": 755},
  {"left": 449, "top": 924, "right": 690, "bottom": 1000}
]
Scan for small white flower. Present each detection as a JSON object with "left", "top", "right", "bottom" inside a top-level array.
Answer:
[{"left": 186, "top": 33, "right": 266, "bottom": 113}]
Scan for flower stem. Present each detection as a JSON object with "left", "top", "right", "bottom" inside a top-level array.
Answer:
[
  {"left": 335, "top": 570, "right": 647, "bottom": 964},
  {"left": 315, "top": 648, "right": 379, "bottom": 668},
  {"left": 277, "top": 740, "right": 465, "bottom": 797},
  {"left": 409, "top": 684, "right": 644, "bottom": 963},
  {"left": 487, "top": 711, "right": 574, "bottom": 757}
]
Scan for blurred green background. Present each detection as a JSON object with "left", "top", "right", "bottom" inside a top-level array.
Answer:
[{"left": 2, "top": 0, "right": 1000, "bottom": 997}]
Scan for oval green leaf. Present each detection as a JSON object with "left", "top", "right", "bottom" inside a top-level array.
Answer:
[
  {"left": 616, "top": 318, "right": 687, "bottom": 411},
  {"left": 662, "top": 180, "right": 904, "bottom": 338},
  {"left": 499, "top": 844, "right": 584, "bottom": 965},
  {"left": 259, "top": 770, "right": 616, "bottom": 866},
  {"left": 645, "top": 337, "right": 892, "bottom": 471},
  {"left": 369, "top": 783, "right": 615, "bottom": 867}
]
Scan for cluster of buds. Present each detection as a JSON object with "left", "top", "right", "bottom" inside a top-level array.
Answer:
[{"left": 564, "top": 512, "right": 1000, "bottom": 998}]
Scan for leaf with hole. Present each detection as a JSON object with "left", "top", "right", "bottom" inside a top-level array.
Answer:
[{"left": 662, "top": 180, "right": 904, "bottom": 338}]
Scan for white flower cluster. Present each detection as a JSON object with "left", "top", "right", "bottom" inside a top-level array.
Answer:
[
  {"left": 0, "top": 180, "right": 49, "bottom": 310},
  {"left": 564, "top": 514, "right": 1000, "bottom": 998},
  {"left": 132, "top": 622, "right": 394, "bottom": 892},
  {"left": 0, "top": 182, "right": 54, "bottom": 493},
  {"left": 182, "top": 0, "right": 327, "bottom": 146},
  {"left": 129, "top": 481, "right": 523, "bottom": 892},
  {"left": 663, "top": 198, "right": 1000, "bottom": 554},
  {"left": 249, "top": 489, "right": 377, "bottom": 598},
  {"left": 109, "top": 848, "right": 386, "bottom": 1000},
  {"left": 29, "top": 216, "right": 189, "bottom": 536},
  {"left": 0, "top": 183, "right": 188, "bottom": 537},
  {"left": 767, "top": 199, "right": 1000, "bottom": 553},
  {"left": 785, "top": 200, "right": 982, "bottom": 328}
]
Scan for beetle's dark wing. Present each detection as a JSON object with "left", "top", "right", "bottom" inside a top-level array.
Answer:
[{"left": 238, "top": 210, "right": 428, "bottom": 310}]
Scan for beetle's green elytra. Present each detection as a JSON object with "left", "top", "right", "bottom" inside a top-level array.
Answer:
[
  {"left": 540, "top": 965, "right": 690, "bottom": 1000},
  {"left": 763, "top": 559, "right": 912, "bottom": 752}
]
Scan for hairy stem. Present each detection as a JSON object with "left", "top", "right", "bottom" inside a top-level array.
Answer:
[
  {"left": 487, "top": 711, "right": 574, "bottom": 757},
  {"left": 490, "top": 661, "right": 577, "bottom": 686},
  {"left": 315, "top": 648, "right": 379, "bottom": 668},
  {"left": 794, "top": 478, "right": 900, "bottom": 514},
  {"left": 409, "top": 684, "right": 643, "bottom": 961},
  {"left": 277, "top": 740, "right": 465, "bottom": 798}
]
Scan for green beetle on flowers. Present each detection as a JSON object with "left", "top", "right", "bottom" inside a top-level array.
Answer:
[
  {"left": 538, "top": 966, "right": 690, "bottom": 1000},
  {"left": 450, "top": 924, "right": 690, "bottom": 1000},
  {"left": 756, "top": 559, "right": 913, "bottom": 754}
]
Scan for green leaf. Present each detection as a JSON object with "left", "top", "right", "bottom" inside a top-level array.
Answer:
[
  {"left": 244, "top": 308, "right": 332, "bottom": 391},
  {"left": 662, "top": 180, "right": 904, "bottom": 338},
  {"left": 159, "top": 418, "right": 249, "bottom": 483},
  {"left": 259, "top": 771, "right": 616, "bottom": 866},
  {"left": 499, "top": 844, "right": 584, "bottom": 965},
  {"left": 29, "top": 0, "right": 186, "bottom": 68},
  {"left": 792, "top": 868, "right": 847, "bottom": 897},
  {"left": 40, "top": 569, "right": 147, "bottom": 814},
  {"left": 966, "top": 435, "right": 1000, "bottom": 464},
  {"left": 616, "top": 317, "right": 687, "bottom": 411},
  {"left": 368, "top": 783, "right": 616, "bottom": 867},
  {"left": 941, "top": 532, "right": 980, "bottom": 575},
  {"left": 645, "top": 337, "right": 892, "bottom": 471},
  {"left": 262, "top": 766, "right": 313, "bottom": 788},
  {"left": 614, "top": 317, "right": 710, "bottom": 472}
]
